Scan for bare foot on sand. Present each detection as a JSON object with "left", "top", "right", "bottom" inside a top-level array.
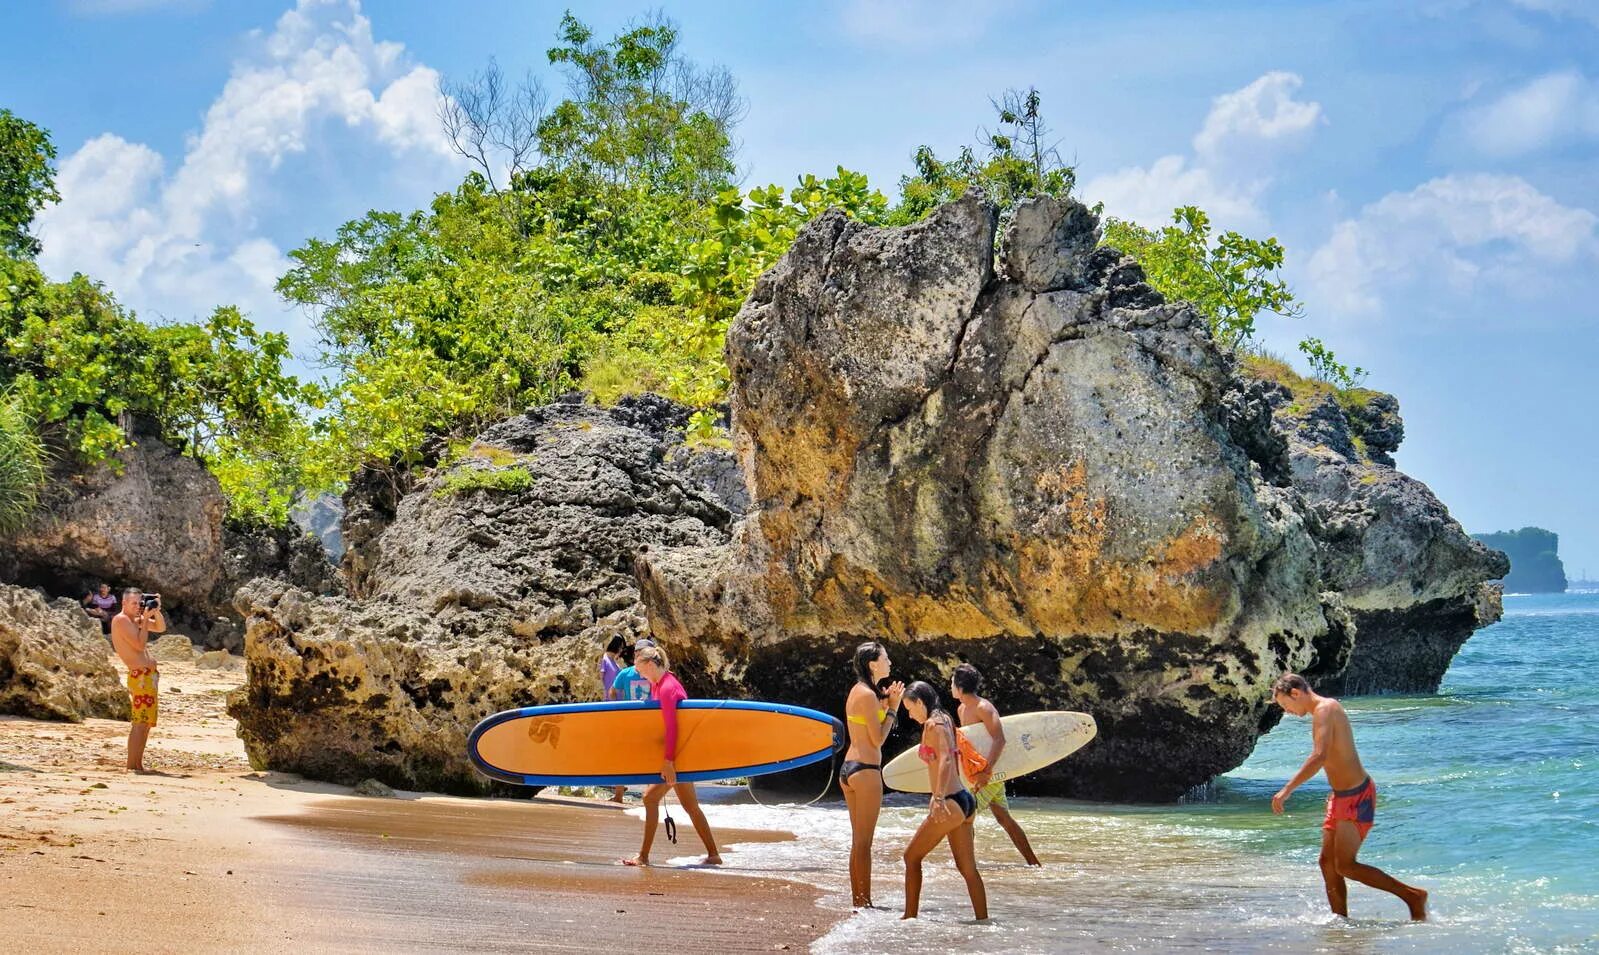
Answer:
[
  {"left": 1406, "top": 887, "right": 1428, "bottom": 921},
  {"left": 621, "top": 856, "right": 649, "bottom": 867},
  {"left": 702, "top": 854, "right": 723, "bottom": 866}
]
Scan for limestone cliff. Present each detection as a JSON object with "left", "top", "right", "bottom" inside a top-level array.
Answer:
[
  {"left": 226, "top": 397, "right": 732, "bottom": 792},
  {"left": 1248, "top": 373, "right": 1508, "bottom": 694},
  {"left": 0, "top": 584, "right": 129, "bottom": 722},
  {"left": 639, "top": 195, "right": 1340, "bottom": 800}
]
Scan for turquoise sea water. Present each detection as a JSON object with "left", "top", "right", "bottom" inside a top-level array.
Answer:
[{"left": 704, "top": 591, "right": 1599, "bottom": 953}]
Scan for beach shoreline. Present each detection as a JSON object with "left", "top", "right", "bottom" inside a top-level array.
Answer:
[{"left": 0, "top": 658, "right": 839, "bottom": 953}]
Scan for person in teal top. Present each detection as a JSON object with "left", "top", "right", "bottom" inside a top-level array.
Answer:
[{"left": 609, "top": 639, "right": 655, "bottom": 703}]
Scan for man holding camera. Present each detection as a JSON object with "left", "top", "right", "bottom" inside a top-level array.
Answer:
[{"left": 109, "top": 588, "right": 166, "bottom": 773}]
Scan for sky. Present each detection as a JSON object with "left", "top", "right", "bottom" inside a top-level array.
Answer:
[{"left": 4, "top": 0, "right": 1596, "bottom": 573}]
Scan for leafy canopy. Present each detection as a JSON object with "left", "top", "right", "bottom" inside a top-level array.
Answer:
[{"left": 0, "top": 109, "right": 58, "bottom": 259}]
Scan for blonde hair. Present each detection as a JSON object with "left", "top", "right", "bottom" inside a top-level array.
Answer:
[{"left": 635, "top": 646, "right": 670, "bottom": 672}]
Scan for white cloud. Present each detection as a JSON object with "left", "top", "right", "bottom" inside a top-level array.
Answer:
[
  {"left": 838, "top": 0, "right": 1023, "bottom": 50},
  {"left": 1083, "top": 72, "right": 1323, "bottom": 231},
  {"left": 1456, "top": 71, "right": 1599, "bottom": 158},
  {"left": 1306, "top": 173, "right": 1599, "bottom": 317},
  {"left": 35, "top": 0, "right": 462, "bottom": 343}
]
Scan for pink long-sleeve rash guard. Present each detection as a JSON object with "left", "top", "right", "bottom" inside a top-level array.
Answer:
[{"left": 650, "top": 671, "right": 688, "bottom": 760}]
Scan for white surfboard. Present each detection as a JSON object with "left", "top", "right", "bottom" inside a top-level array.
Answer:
[{"left": 881, "top": 710, "right": 1097, "bottom": 794}]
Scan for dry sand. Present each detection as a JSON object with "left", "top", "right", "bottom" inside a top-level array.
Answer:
[{"left": 1, "top": 657, "right": 838, "bottom": 953}]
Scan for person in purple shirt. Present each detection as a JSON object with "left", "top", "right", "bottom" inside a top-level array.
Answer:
[
  {"left": 83, "top": 583, "right": 119, "bottom": 636},
  {"left": 600, "top": 635, "right": 627, "bottom": 803}
]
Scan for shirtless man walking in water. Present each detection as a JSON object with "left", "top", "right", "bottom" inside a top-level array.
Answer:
[{"left": 1271, "top": 672, "right": 1427, "bottom": 921}]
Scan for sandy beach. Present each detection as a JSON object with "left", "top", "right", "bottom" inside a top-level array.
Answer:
[{"left": 0, "top": 657, "right": 837, "bottom": 954}]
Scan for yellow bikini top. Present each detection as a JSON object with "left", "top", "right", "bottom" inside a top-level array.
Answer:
[{"left": 847, "top": 708, "right": 887, "bottom": 726}]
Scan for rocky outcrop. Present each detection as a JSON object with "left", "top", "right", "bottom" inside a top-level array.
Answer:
[
  {"left": 0, "top": 419, "right": 225, "bottom": 609},
  {"left": 226, "top": 399, "right": 732, "bottom": 792},
  {"left": 0, "top": 584, "right": 129, "bottom": 722},
  {"left": 639, "top": 195, "right": 1339, "bottom": 800},
  {"left": 183, "top": 518, "right": 347, "bottom": 652},
  {"left": 1260, "top": 385, "right": 1507, "bottom": 694}
]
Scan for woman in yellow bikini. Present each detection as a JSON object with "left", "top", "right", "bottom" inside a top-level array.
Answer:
[{"left": 840, "top": 641, "right": 904, "bottom": 909}]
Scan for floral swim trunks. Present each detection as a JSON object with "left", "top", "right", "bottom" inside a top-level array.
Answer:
[
  {"left": 127, "top": 666, "right": 159, "bottom": 726},
  {"left": 1323, "top": 776, "right": 1376, "bottom": 838}
]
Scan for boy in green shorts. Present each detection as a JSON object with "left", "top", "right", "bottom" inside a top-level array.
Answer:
[{"left": 951, "top": 663, "right": 1041, "bottom": 866}]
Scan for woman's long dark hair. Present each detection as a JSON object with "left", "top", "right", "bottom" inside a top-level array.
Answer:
[
  {"left": 903, "top": 681, "right": 949, "bottom": 727},
  {"left": 853, "top": 641, "right": 887, "bottom": 698}
]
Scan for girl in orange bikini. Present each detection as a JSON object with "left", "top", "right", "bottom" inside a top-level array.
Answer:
[{"left": 840, "top": 641, "right": 904, "bottom": 909}]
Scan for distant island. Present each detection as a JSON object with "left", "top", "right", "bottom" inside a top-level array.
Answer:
[{"left": 1472, "top": 527, "right": 1568, "bottom": 593}]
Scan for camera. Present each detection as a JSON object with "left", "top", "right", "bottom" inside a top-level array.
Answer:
[{"left": 140, "top": 592, "right": 161, "bottom": 609}]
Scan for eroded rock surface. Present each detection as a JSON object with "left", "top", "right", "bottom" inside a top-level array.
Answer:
[
  {"left": 1260, "top": 386, "right": 1507, "bottom": 694},
  {"left": 0, "top": 584, "right": 129, "bottom": 722},
  {"left": 0, "top": 419, "right": 225, "bottom": 608},
  {"left": 226, "top": 400, "right": 732, "bottom": 792},
  {"left": 640, "top": 195, "right": 1339, "bottom": 800}
]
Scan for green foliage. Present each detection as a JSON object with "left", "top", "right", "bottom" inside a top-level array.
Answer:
[
  {"left": 0, "top": 255, "right": 318, "bottom": 525},
  {"left": 1101, "top": 206, "right": 1302, "bottom": 348},
  {"left": 0, "top": 390, "right": 46, "bottom": 533},
  {"left": 287, "top": 14, "right": 890, "bottom": 486},
  {"left": 894, "top": 87, "right": 1075, "bottom": 224},
  {"left": 541, "top": 11, "right": 739, "bottom": 201},
  {"left": 434, "top": 464, "right": 535, "bottom": 498},
  {"left": 0, "top": 109, "right": 59, "bottom": 259},
  {"left": 1298, "top": 337, "right": 1366, "bottom": 389}
]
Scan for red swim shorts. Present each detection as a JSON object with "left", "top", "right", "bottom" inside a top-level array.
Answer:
[{"left": 1323, "top": 777, "right": 1377, "bottom": 837}]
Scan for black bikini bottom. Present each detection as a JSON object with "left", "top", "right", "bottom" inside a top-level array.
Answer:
[
  {"left": 947, "top": 789, "right": 977, "bottom": 818},
  {"left": 839, "top": 760, "right": 881, "bottom": 784}
]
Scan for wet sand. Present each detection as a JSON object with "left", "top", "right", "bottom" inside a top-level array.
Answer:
[{"left": 1, "top": 658, "right": 837, "bottom": 953}]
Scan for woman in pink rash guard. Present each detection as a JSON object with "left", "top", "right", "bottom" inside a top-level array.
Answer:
[{"left": 621, "top": 645, "right": 722, "bottom": 867}]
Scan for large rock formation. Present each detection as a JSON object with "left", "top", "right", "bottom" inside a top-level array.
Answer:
[
  {"left": 224, "top": 194, "right": 1506, "bottom": 801},
  {"left": 0, "top": 419, "right": 225, "bottom": 608},
  {"left": 639, "top": 195, "right": 1341, "bottom": 800},
  {"left": 226, "top": 398, "right": 732, "bottom": 792},
  {"left": 1258, "top": 383, "right": 1507, "bottom": 694},
  {"left": 0, "top": 584, "right": 129, "bottom": 722}
]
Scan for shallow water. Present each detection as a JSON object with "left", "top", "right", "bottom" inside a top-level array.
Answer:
[{"left": 711, "top": 591, "right": 1599, "bottom": 953}]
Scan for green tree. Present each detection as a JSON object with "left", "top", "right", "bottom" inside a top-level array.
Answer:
[
  {"left": 0, "top": 255, "right": 319, "bottom": 524},
  {"left": 1101, "top": 206, "right": 1302, "bottom": 349},
  {"left": 287, "top": 13, "right": 890, "bottom": 473},
  {"left": 893, "top": 87, "right": 1075, "bottom": 224},
  {"left": 0, "top": 109, "right": 58, "bottom": 259}
]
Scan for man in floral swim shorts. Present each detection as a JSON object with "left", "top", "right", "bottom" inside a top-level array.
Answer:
[{"left": 110, "top": 588, "right": 166, "bottom": 772}]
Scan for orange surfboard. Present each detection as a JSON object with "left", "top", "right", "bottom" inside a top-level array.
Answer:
[{"left": 468, "top": 700, "right": 844, "bottom": 786}]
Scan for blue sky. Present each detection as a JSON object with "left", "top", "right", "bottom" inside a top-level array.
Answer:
[{"left": 5, "top": 0, "right": 1597, "bottom": 573}]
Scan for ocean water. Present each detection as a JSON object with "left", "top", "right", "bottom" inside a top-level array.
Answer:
[{"left": 700, "top": 591, "right": 1599, "bottom": 953}]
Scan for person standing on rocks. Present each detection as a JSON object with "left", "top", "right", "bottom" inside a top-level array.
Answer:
[
  {"left": 900, "top": 681, "right": 987, "bottom": 922},
  {"left": 839, "top": 641, "right": 904, "bottom": 909},
  {"left": 601, "top": 636, "right": 628, "bottom": 803},
  {"left": 950, "top": 664, "right": 1041, "bottom": 866},
  {"left": 621, "top": 645, "right": 721, "bottom": 867},
  {"left": 109, "top": 588, "right": 165, "bottom": 772},
  {"left": 1271, "top": 672, "right": 1428, "bottom": 921},
  {"left": 82, "top": 583, "right": 119, "bottom": 636}
]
